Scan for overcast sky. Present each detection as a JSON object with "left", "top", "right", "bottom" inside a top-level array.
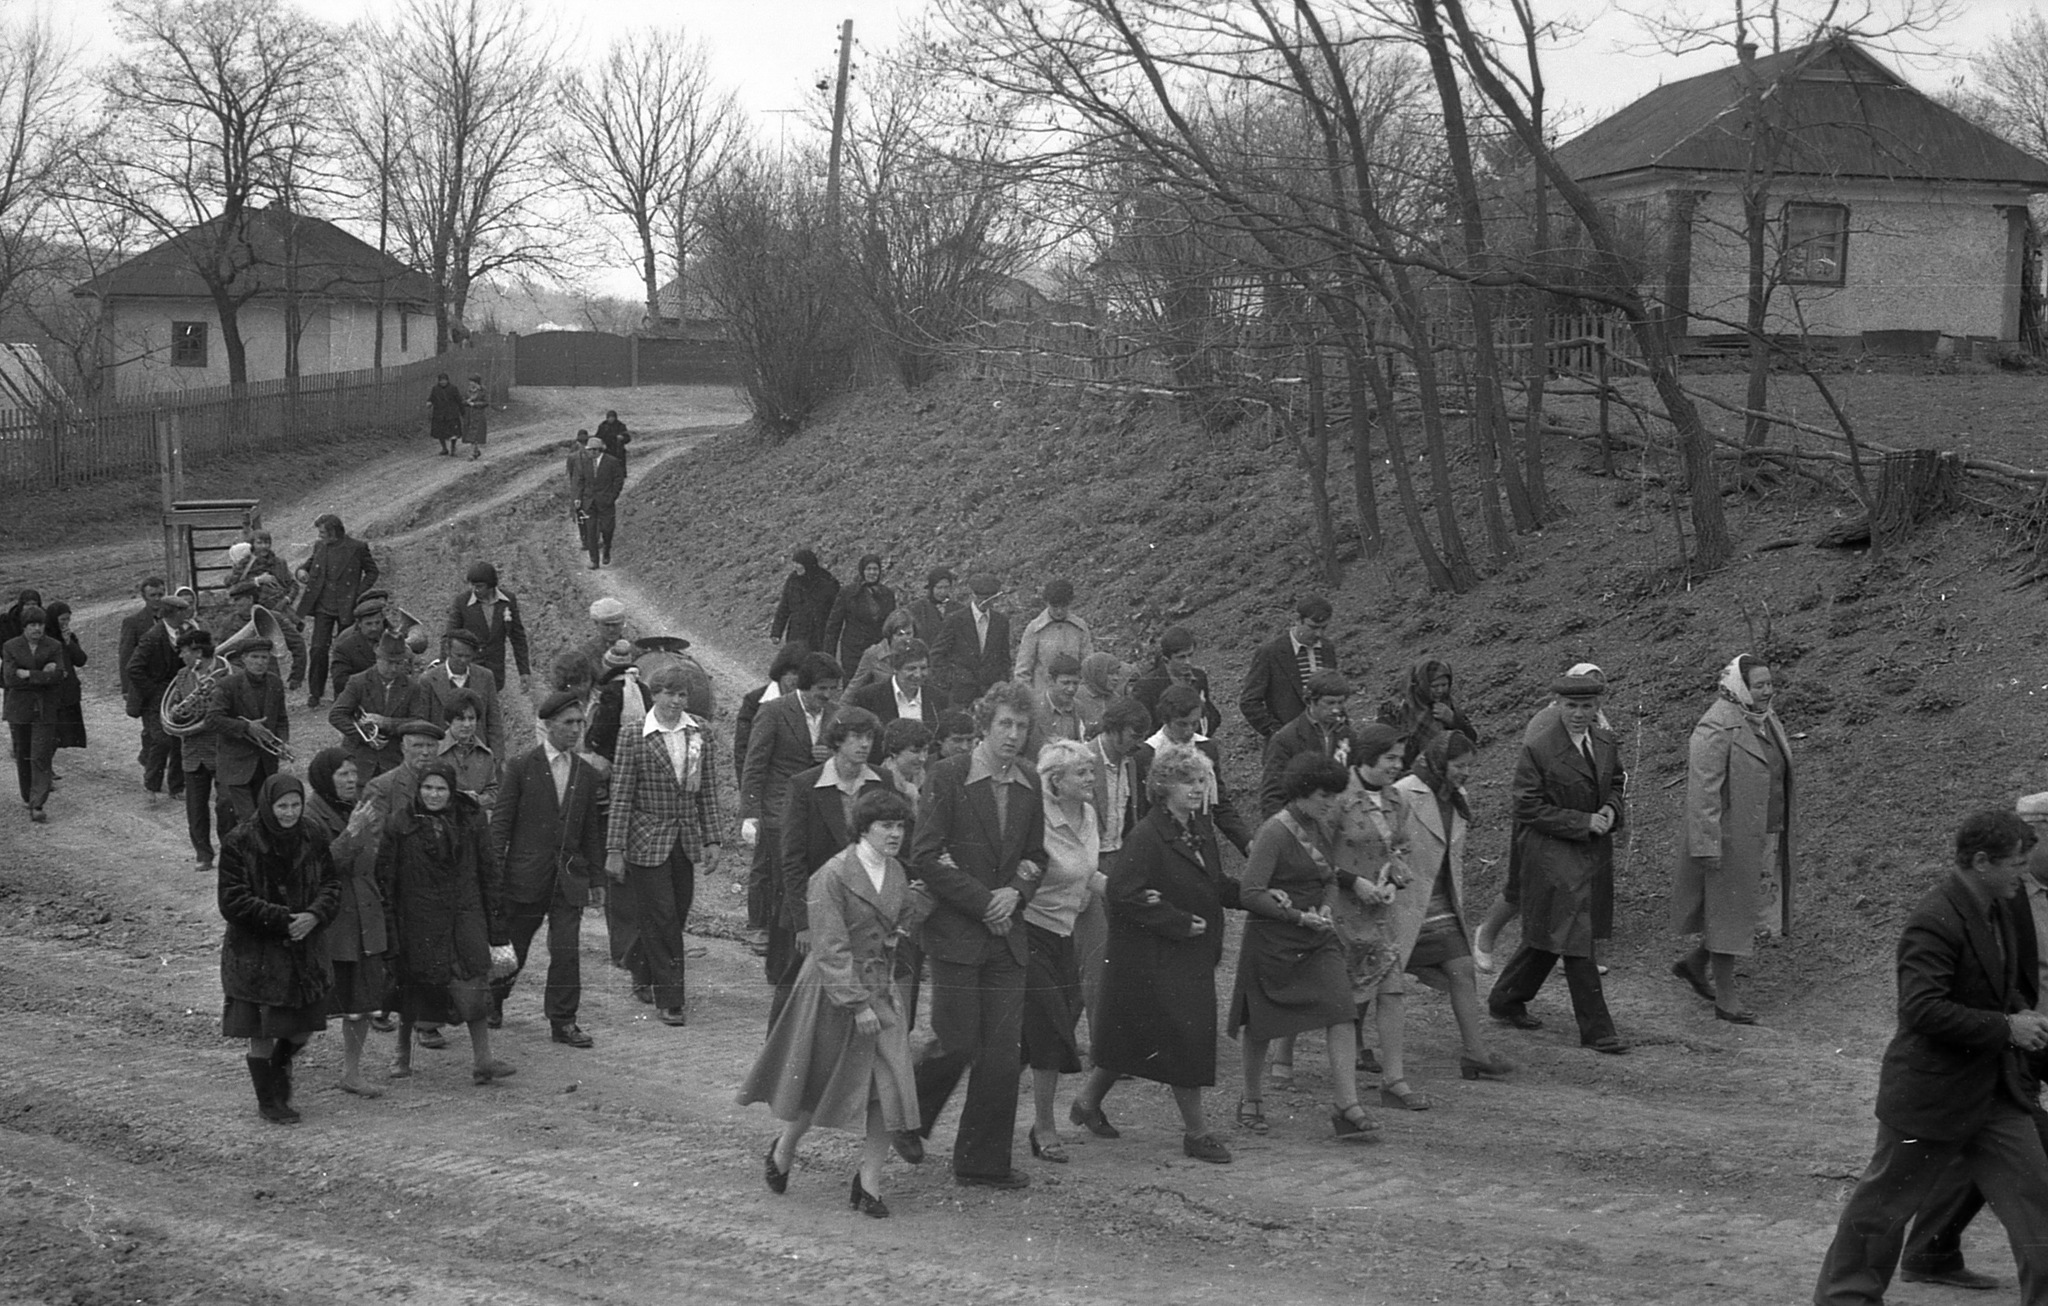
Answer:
[{"left": 51, "top": 0, "right": 2046, "bottom": 295}]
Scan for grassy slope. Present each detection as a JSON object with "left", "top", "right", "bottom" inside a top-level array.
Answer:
[{"left": 614, "top": 367, "right": 2048, "bottom": 1023}]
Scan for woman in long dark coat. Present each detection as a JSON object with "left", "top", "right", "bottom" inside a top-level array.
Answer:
[
  {"left": 822, "top": 553, "right": 896, "bottom": 671},
  {"left": 770, "top": 548, "right": 839, "bottom": 654},
  {"left": 1066, "top": 743, "right": 1243, "bottom": 1165},
  {"left": 306, "top": 746, "right": 388, "bottom": 1096},
  {"left": 41, "top": 602, "right": 87, "bottom": 753},
  {"left": 377, "top": 759, "right": 514, "bottom": 1084},
  {"left": 219, "top": 773, "right": 340, "bottom": 1124},
  {"left": 427, "top": 373, "right": 465, "bottom": 456}
]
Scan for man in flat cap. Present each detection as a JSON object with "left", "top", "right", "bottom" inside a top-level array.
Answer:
[
  {"left": 124, "top": 589, "right": 196, "bottom": 800},
  {"left": 326, "top": 596, "right": 390, "bottom": 703},
  {"left": 933, "top": 573, "right": 1012, "bottom": 708},
  {"left": 444, "top": 561, "right": 529, "bottom": 693},
  {"left": 330, "top": 630, "right": 435, "bottom": 781},
  {"left": 204, "top": 626, "right": 289, "bottom": 827},
  {"left": 1816, "top": 807, "right": 2048, "bottom": 1304},
  {"left": 488, "top": 689, "right": 606, "bottom": 1047},
  {"left": 297, "top": 512, "right": 378, "bottom": 708},
  {"left": 1012, "top": 578, "right": 1093, "bottom": 695},
  {"left": 420, "top": 628, "right": 504, "bottom": 757},
  {"left": 1487, "top": 665, "right": 1630, "bottom": 1054},
  {"left": 1880, "top": 793, "right": 2048, "bottom": 1295},
  {"left": 577, "top": 596, "right": 634, "bottom": 685}
]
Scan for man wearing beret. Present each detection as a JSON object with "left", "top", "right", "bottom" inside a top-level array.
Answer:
[
  {"left": 1487, "top": 666, "right": 1630, "bottom": 1055},
  {"left": 330, "top": 630, "right": 435, "bottom": 780},
  {"left": 420, "top": 628, "right": 504, "bottom": 757},
  {"left": 444, "top": 561, "right": 528, "bottom": 693},
  {"left": 125, "top": 589, "right": 196, "bottom": 800},
  {"left": 933, "top": 573, "right": 1012, "bottom": 708},
  {"left": 1816, "top": 808, "right": 2048, "bottom": 1303},
  {"left": 297, "top": 513, "right": 378, "bottom": 708},
  {"left": 326, "top": 598, "right": 390, "bottom": 703},
  {"left": 489, "top": 690, "right": 606, "bottom": 1047}
]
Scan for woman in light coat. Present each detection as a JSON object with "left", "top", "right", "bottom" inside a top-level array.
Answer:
[
  {"left": 1671, "top": 655, "right": 1795, "bottom": 1024},
  {"left": 740, "top": 788, "right": 931, "bottom": 1218}
]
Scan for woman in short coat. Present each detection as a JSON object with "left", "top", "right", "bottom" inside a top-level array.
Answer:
[
  {"left": 1672, "top": 655, "right": 1796, "bottom": 1022},
  {"left": 41, "top": 602, "right": 87, "bottom": 751}
]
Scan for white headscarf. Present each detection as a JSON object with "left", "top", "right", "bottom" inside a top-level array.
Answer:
[{"left": 1718, "top": 654, "right": 1776, "bottom": 728}]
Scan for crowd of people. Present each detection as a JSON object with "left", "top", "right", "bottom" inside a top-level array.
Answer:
[{"left": 11, "top": 517, "right": 2048, "bottom": 1298}]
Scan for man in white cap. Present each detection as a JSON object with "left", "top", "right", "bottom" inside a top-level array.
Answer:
[
  {"left": 578, "top": 596, "right": 633, "bottom": 684},
  {"left": 1888, "top": 792, "right": 2048, "bottom": 1293}
]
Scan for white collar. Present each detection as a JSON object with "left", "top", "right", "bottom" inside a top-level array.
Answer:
[
  {"left": 643, "top": 709, "right": 701, "bottom": 736},
  {"left": 1145, "top": 727, "right": 1207, "bottom": 751},
  {"left": 816, "top": 759, "right": 881, "bottom": 788},
  {"left": 466, "top": 589, "right": 501, "bottom": 607},
  {"left": 894, "top": 676, "right": 921, "bottom": 700},
  {"left": 543, "top": 740, "right": 572, "bottom": 765},
  {"left": 854, "top": 839, "right": 889, "bottom": 877}
]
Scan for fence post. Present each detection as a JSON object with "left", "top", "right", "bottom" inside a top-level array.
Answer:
[{"left": 157, "top": 409, "right": 181, "bottom": 585}]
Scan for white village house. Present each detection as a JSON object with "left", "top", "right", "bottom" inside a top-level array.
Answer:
[
  {"left": 72, "top": 205, "right": 438, "bottom": 394},
  {"left": 1553, "top": 36, "right": 2048, "bottom": 353}
]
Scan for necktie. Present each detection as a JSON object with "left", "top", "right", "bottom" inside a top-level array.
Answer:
[{"left": 1579, "top": 735, "right": 1596, "bottom": 769}]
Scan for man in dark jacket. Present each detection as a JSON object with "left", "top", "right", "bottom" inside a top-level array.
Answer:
[
  {"left": 906, "top": 567, "right": 958, "bottom": 648},
  {"left": 932, "top": 572, "right": 1011, "bottom": 708},
  {"left": 1238, "top": 597, "right": 1340, "bottom": 738},
  {"left": 1487, "top": 669, "right": 1628, "bottom": 1055},
  {"left": 848, "top": 640, "right": 939, "bottom": 731},
  {"left": 567, "top": 431, "right": 627, "bottom": 569},
  {"left": 444, "top": 561, "right": 529, "bottom": 691},
  {"left": 910, "top": 680, "right": 1048, "bottom": 1189},
  {"left": 822, "top": 553, "right": 895, "bottom": 671},
  {"left": 1815, "top": 808, "right": 2048, "bottom": 1305},
  {"left": 117, "top": 576, "right": 165, "bottom": 766},
  {"left": 489, "top": 690, "right": 608, "bottom": 1047},
  {"left": 125, "top": 590, "right": 195, "bottom": 798},
  {"left": 741, "top": 653, "right": 842, "bottom": 999},
  {"left": 297, "top": 514, "right": 378, "bottom": 707},
  {"left": 769, "top": 547, "right": 838, "bottom": 652},
  {"left": 1258, "top": 669, "right": 1353, "bottom": 819},
  {"left": 4, "top": 603, "right": 67, "bottom": 822},
  {"left": 205, "top": 633, "right": 289, "bottom": 827},
  {"left": 329, "top": 631, "right": 434, "bottom": 780},
  {"left": 326, "top": 598, "right": 389, "bottom": 702},
  {"left": 428, "top": 372, "right": 465, "bottom": 455}
]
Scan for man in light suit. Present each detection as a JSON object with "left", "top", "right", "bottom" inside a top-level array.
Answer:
[
  {"left": 420, "top": 629, "right": 504, "bottom": 757},
  {"left": 848, "top": 639, "right": 939, "bottom": 731},
  {"left": 741, "top": 652, "right": 842, "bottom": 1006},
  {"left": 604, "top": 663, "right": 723, "bottom": 1026},
  {"left": 1815, "top": 808, "right": 2048, "bottom": 1305},
  {"left": 931, "top": 573, "right": 1010, "bottom": 708},
  {"left": 909, "top": 680, "right": 1049, "bottom": 1190},
  {"left": 490, "top": 690, "right": 607, "bottom": 1047}
]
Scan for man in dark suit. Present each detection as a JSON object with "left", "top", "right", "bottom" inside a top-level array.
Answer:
[
  {"left": 117, "top": 576, "right": 165, "bottom": 769},
  {"left": 1815, "top": 808, "right": 2048, "bottom": 1305},
  {"left": 4, "top": 603, "right": 68, "bottom": 823},
  {"left": 910, "top": 680, "right": 1049, "bottom": 1190},
  {"left": 567, "top": 431, "right": 627, "bottom": 569},
  {"left": 204, "top": 633, "right": 289, "bottom": 827},
  {"left": 329, "top": 631, "right": 434, "bottom": 780},
  {"left": 325, "top": 598, "right": 389, "bottom": 702},
  {"left": 125, "top": 589, "right": 195, "bottom": 799},
  {"left": 1487, "top": 668, "right": 1629, "bottom": 1054},
  {"left": 1237, "top": 596, "right": 1340, "bottom": 738},
  {"left": 489, "top": 690, "right": 607, "bottom": 1048},
  {"left": 444, "top": 561, "right": 529, "bottom": 692},
  {"left": 931, "top": 572, "right": 1010, "bottom": 709},
  {"left": 849, "top": 639, "right": 940, "bottom": 731},
  {"left": 604, "top": 663, "right": 723, "bottom": 1026},
  {"left": 1258, "top": 668, "right": 1353, "bottom": 818},
  {"left": 741, "top": 652, "right": 842, "bottom": 1004},
  {"left": 770, "top": 706, "right": 889, "bottom": 1024},
  {"left": 1132, "top": 684, "right": 1255, "bottom": 856},
  {"left": 297, "top": 513, "right": 378, "bottom": 707}
]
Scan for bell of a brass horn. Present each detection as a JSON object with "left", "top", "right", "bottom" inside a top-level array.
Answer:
[
  {"left": 218, "top": 605, "right": 289, "bottom": 664},
  {"left": 387, "top": 604, "right": 430, "bottom": 654}
]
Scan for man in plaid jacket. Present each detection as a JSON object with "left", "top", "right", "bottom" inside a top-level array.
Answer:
[{"left": 604, "top": 663, "right": 724, "bottom": 1026}]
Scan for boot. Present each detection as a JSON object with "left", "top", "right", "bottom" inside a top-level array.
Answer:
[
  {"left": 269, "top": 1039, "right": 300, "bottom": 1113},
  {"left": 247, "top": 1056, "right": 298, "bottom": 1124}
]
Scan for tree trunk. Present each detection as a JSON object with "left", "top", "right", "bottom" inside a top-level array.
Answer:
[
  {"left": 1342, "top": 342, "right": 1383, "bottom": 558},
  {"left": 1300, "top": 343, "right": 1342, "bottom": 587},
  {"left": 638, "top": 213, "right": 661, "bottom": 326},
  {"left": 1743, "top": 187, "right": 1772, "bottom": 450},
  {"left": 1365, "top": 345, "right": 1458, "bottom": 592}
]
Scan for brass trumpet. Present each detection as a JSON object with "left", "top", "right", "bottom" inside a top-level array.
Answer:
[{"left": 245, "top": 719, "right": 296, "bottom": 766}]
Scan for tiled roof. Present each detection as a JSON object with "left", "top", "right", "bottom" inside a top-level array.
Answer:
[{"left": 74, "top": 206, "right": 438, "bottom": 303}]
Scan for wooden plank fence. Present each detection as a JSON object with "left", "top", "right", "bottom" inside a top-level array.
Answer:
[{"left": 0, "top": 340, "right": 512, "bottom": 490}]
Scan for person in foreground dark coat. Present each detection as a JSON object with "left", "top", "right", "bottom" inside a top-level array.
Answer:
[
  {"left": 489, "top": 691, "right": 607, "bottom": 1048},
  {"left": 41, "top": 602, "right": 88, "bottom": 752},
  {"left": 4, "top": 603, "right": 68, "bottom": 823},
  {"left": 1066, "top": 742, "right": 1245, "bottom": 1165},
  {"left": 1813, "top": 808, "right": 2048, "bottom": 1306},
  {"left": 931, "top": 573, "right": 1011, "bottom": 708},
  {"left": 822, "top": 553, "right": 896, "bottom": 673},
  {"left": 126, "top": 590, "right": 195, "bottom": 798},
  {"left": 908, "top": 681, "right": 1049, "bottom": 1189},
  {"left": 297, "top": 513, "right": 378, "bottom": 707},
  {"left": 1238, "top": 596, "right": 1340, "bottom": 738},
  {"left": 770, "top": 547, "right": 839, "bottom": 653}
]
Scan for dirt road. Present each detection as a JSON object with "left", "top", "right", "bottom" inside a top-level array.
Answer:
[{"left": 0, "top": 385, "right": 2006, "bottom": 1305}]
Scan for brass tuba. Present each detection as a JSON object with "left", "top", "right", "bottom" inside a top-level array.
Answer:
[
  {"left": 217, "top": 605, "right": 290, "bottom": 666},
  {"left": 160, "top": 654, "right": 231, "bottom": 738},
  {"left": 387, "top": 604, "right": 430, "bottom": 656}
]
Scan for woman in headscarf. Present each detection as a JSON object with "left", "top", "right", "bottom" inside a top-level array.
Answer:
[
  {"left": 1377, "top": 658, "right": 1479, "bottom": 770},
  {"left": 41, "top": 601, "right": 88, "bottom": 753},
  {"left": 1392, "top": 732, "right": 1513, "bottom": 1083},
  {"left": 770, "top": 548, "right": 839, "bottom": 654},
  {"left": 218, "top": 774, "right": 340, "bottom": 1123},
  {"left": 306, "top": 746, "right": 388, "bottom": 1097},
  {"left": 740, "top": 789, "right": 931, "bottom": 1218},
  {"left": 823, "top": 553, "right": 896, "bottom": 672},
  {"left": 377, "top": 759, "right": 514, "bottom": 1084},
  {"left": 1073, "top": 652, "right": 1127, "bottom": 735},
  {"left": 303, "top": 747, "right": 359, "bottom": 839},
  {"left": 1671, "top": 655, "right": 1795, "bottom": 1024}
]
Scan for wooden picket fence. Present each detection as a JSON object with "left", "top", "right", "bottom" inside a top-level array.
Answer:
[{"left": 0, "top": 340, "right": 512, "bottom": 490}]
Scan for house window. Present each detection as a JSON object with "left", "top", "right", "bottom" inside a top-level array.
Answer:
[
  {"left": 1782, "top": 203, "right": 1849, "bottom": 286},
  {"left": 170, "top": 321, "right": 208, "bottom": 368}
]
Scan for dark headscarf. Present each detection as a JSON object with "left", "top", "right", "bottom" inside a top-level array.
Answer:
[
  {"left": 307, "top": 747, "right": 356, "bottom": 817},
  {"left": 408, "top": 758, "right": 465, "bottom": 863},
  {"left": 793, "top": 548, "right": 822, "bottom": 575},
  {"left": 256, "top": 773, "right": 308, "bottom": 854},
  {"left": 1410, "top": 731, "right": 1475, "bottom": 824},
  {"left": 41, "top": 600, "right": 71, "bottom": 638}
]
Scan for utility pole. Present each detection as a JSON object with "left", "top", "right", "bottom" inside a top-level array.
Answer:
[{"left": 824, "top": 19, "right": 853, "bottom": 232}]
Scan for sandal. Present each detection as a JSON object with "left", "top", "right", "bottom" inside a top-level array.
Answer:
[
  {"left": 1234, "top": 1097, "right": 1269, "bottom": 1134},
  {"left": 1268, "top": 1060, "right": 1295, "bottom": 1091},
  {"left": 1331, "top": 1102, "right": 1380, "bottom": 1142},
  {"left": 1380, "top": 1079, "right": 1432, "bottom": 1111}
]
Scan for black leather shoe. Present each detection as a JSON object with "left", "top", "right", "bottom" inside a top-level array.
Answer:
[
  {"left": 551, "top": 1023, "right": 594, "bottom": 1048},
  {"left": 631, "top": 985, "right": 654, "bottom": 1005},
  {"left": 890, "top": 1130, "right": 925, "bottom": 1164},
  {"left": 1582, "top": 1036, "right": 1631, "bottom": 1055},
  {"left": 414, "top": 1025, "right": 449, "bottom": 1049},
  {"left": 1490, "top": 1003, "right": 1543, "bottom": 1030},
  {"left": 658, "top": 1006, "right": 688, "bottom": 1027},
  {"left": 850, "top": 1173, "right": 889, "bottom": 1218},
  {"left": 1900, "top": 1267, "right": 2000, "bottom": 1290},
  {"left": 763, "top": 1139, "right": 789, "bottom": 1195},
  {"left": 1713, "top": 1006, "right": 1757, "bottom": 1025},
  {"left": 955, "top": 1171, "right": 1030, "bottom": 1191},
  {"left": 1671, "top": 957, "right": 1718, "bottom": 1002}
]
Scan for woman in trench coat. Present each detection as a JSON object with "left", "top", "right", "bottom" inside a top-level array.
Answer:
[{"left": 1671, "top": 655, "right": 1795, "bottom": 1024}]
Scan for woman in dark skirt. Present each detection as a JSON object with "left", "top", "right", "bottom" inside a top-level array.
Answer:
[
  {"left": 1067, "top": 744, "right": 1244, "bottom": 1165},
  {"left": 377, "top": 759, "right": 514, "bottom": 1084},
  {"left": 1022, "top": 739, "right": 1105, "bottom": 1164},
  {"left": 41, "top": 602, "right": 87, "bottom": 753},
  {"left": 1230, "top": 752, "right": 1382, "bottom": 1142},
  {"left": 219, "top": 773, "right": 340, "bottom": 1124},
  {"left": 306, "top": 746, "right": 388, "bottom": 1097}
]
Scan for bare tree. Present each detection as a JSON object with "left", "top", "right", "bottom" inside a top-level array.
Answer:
[
  {"left": 381, "top": 0, "right": 559, "bottom": 350},
  {"left": 337, "top": 26, "right": 410, "bottom": 369},
  {"left": 552, "top": 29, "right": 738, "bottom": 327},
  {"left": 0, "top": 12, "right": 90, "bottom": 324},
  {"left": 90, "top": 0, "right": 340, "bottom": 387},
  {"left": 1969, "top": 9, "right": 2048, "bottom": 158}
]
